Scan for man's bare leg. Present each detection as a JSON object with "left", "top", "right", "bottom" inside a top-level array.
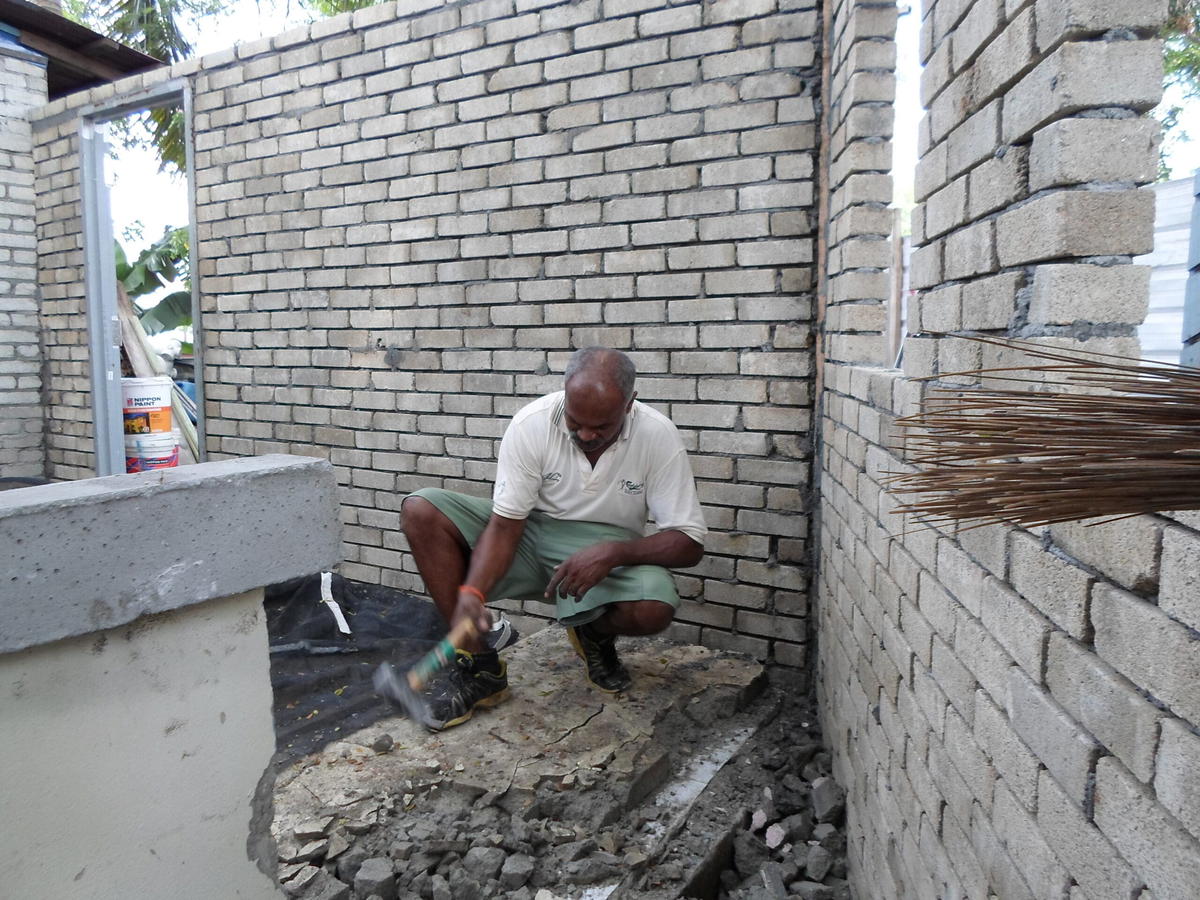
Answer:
[
  {"left": 400, "top": 496, "right": 484, "bottom": 653},
  {"left": 590, "top": 599, "right": 674, "bottom": 636}
]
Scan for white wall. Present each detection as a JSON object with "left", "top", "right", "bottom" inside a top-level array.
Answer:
[{"left": 0, "top": 590, "right": 283, "bottom": 899}]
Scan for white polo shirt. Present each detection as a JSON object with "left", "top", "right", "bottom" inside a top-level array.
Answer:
[{"left": 492, "top": 391, "right": 707, "bottom": 546}]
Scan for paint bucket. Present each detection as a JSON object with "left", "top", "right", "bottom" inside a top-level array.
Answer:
[
  {"left": 121, "top": 376, "right": 174, "bottom": 435},
  {"left": 124, "top": 431, "right": 180, "bottom": 473}
]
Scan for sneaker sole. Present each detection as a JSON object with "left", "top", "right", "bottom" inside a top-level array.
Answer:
[
  {"left": 426, "top": 687, "right": 511, "bottom": 732},
  {"left": 566, "top": 627, "right": 629, "bottom": 694}
]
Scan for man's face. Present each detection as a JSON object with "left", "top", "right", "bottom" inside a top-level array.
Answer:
[{"left": 564, "top": 383, "right": 634, "bottom": 456}]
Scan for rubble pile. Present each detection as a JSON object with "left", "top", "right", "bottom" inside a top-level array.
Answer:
[
  {"left": 274, "top": 676, "right": 854, "bottom": 900},
  {"left": 270, "top": 633, "right": 850, "bottom": 899}
]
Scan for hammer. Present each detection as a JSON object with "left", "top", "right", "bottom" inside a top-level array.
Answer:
[{"left": 372, "top": 617, "right": 478, "bottom": 729}]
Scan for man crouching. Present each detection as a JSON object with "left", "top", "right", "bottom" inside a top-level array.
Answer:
[{"left": 400, "top": 347, "right": 707, "bottom": 730}]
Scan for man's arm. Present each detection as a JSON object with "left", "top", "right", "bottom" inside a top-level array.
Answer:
[
  {"left": 452, "top": 513, "right": 527, "bottom": 637},
  {"left": 545, "top": 529, "right": 704, "bottom": 601}
]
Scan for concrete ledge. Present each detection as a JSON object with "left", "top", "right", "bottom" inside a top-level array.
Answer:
[{"left": 0, "top": 455, "right": 340, "bottom": 654}]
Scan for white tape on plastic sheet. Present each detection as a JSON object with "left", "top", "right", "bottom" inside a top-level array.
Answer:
[{"left": 320, "top": 571, "right": 352, "bottom": 635}]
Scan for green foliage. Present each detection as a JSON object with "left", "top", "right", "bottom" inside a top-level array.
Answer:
[
  {"left": 116, "top": 226, "right": 193, "bottom": 334},
  {"left": 1165, "top": 1, "right": 1200, "bottom": 98},
  {"left": 62, "top": 1, "right": 220, "bottom": 172},
  {"left": 1160, "top": 0, "right": 1200, "bottom": 178},
  {"left": 301, "top": 0, "right": 380, "bottom": 14}
]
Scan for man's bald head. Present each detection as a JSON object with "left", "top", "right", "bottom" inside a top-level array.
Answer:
[
  {"left": 562, "top": 348, "right": 637, "bottom": 456},
  {"left": 563, "top": 347, "right": 636, "bottom": 400}
]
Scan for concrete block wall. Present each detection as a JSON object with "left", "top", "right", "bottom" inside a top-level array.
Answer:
[
  {"left": 822, "top": 0, "right": 896, "bottom": 368},
  {"left": 31, "top": 116, "right": 89, "bottom": 480},
  {"left": 32, "top": 0, "right": 820, "bottom": 661},
  {"left": 815, "top": 1, "right": 1200, "bottom": 898},
  {"left": 0, "top": 40, "right": 47, "bottom": 479}
]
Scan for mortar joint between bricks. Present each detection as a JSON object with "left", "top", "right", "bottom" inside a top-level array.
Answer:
[{"left": 1010, "top": 322, "right": 1139, "bottom": 342}]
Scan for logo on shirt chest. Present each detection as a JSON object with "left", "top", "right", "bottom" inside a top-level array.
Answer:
[
  {"left": 543, "top": 472, "right": 562, "bottom": 484},
  {"left": 619, "top": 479, "right": 644, "bottom": 496}
]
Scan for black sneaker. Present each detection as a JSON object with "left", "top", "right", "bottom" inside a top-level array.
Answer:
[
  {"left": 566, "top": 622, "right": 631, "bottom": 693},
  {"left": 425, "top": 649, "right": 509, "bottom": 731},
  {"left": 485, "top": 611, "right": 520, "bottom": 652}
]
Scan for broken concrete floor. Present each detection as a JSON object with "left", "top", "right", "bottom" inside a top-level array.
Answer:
[{"left": 271, "top": 627, "right": 850, "bottom": 899}]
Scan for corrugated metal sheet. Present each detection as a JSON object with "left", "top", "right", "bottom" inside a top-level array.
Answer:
[{"left": 1136, "top": 174, "right": 1197, "bottom": 364}]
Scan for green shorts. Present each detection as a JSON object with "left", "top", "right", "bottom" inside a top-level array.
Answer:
[{"left": 408, "top": 487, "right": 680, "bottom": 626}]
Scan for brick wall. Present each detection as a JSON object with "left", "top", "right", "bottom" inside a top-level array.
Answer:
[
  {"left": 32, "top": 115, "right": 90, "bottom": 479},
  {"left": 815, "top": 0, "right": 1200, "bottom": 897},
  {"left": 32, "top": 0, "right": 820, "bottom": 662},
  {"left": 0, "top": 41, "right": 47, "bottom": 480},
  {"left": 821, "top": 0, "right": 896, "bottom": 368}
]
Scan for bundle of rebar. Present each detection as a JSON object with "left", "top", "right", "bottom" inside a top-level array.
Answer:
[{"left": 887, "top": 335, "right": 1200, "bottom": 529}]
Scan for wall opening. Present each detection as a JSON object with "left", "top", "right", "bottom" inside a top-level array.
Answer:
[
  {"left": 889, "top": 1, "right": 922, "bottom": 367},
  {"left": 80, "top": 81, "right": 204, "bottom": 476}
]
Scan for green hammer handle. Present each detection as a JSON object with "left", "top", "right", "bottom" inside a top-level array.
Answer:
[{"left": 405, "top": 617, "right": 479, "bottom": 691}]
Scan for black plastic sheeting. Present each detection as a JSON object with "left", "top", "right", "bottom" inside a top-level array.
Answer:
[{"left": 265, "top": 573, "right": 446, "bottom": 763}]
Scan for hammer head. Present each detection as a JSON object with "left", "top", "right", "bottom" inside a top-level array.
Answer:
[{"left": 373, "top": 662, "right": 436, "bottom": 730}]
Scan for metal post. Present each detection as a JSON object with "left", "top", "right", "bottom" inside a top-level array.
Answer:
[
  {"left": 182, "top": 82, "right": 206, "bottom": 461},
  {"left": 79, "top": 119, "right": 124, "bottom": 476}
]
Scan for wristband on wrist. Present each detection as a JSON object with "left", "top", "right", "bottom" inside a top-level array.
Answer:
[{"left": 458, "top": 584, "right": 486, "bottom": 604}]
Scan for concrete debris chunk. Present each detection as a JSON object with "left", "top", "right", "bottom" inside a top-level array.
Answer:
[
  {"left": 325, "top": 831, "right": 350, "bottom": 861},
  {"left": 447, "top": 868, "right": 482, "bottom": 899},
  {"left": 733, "top": 830, "right": 769, "bottom": 878},
  {"left": 623, "top": 847, "right": 648, "bottom": 866},
  {"left": 810, "top": 776, "right": 845, "bottom": 824},
  {"left": 759, "top": 861, "right": 789, "bottom": 900},
  {"left": 278, "top": 862, "right": 307, "bottom": 883},
  {"left": 792, "top": 881, "right": 835, "bottom": 900},
  {"left": 463, "top": 845, "right": 506, "bottom": 881},
  {"left": 806, "top": 843, "right": 833, "bottom": 881},
  {"left": 430, "top": 874, "right": 452, "bottom": 900},
  {"left": 282, "top": 865, "right": 321, "bottom": 896},
  {"left": 782, "top": 810, "right": 814, "bottom": 843},
  {"left": 765, "top": 823, "right": 787, "bottom": 849},
  {"left": 751, "top": 808, "right": 768, "bottom": 831},
  {"left": 335, "top": 845, "right": 369, "bottom": 883},
  {"left": 812, "top": 822, "right": 841, "bottom": 848},
  {"left": 299, "top": 869, "right": 351, "bottom": 900},
  {"left": 280, "top": 839, "right": 329, "bottom": 864},
  {"left": 759, "top": 786, "right": 776, "bottom": 821},
  {"left": 500, "top": 853, "right": 535, "bottom": 889},
  {"left": 353, "top": 856, "right": 395, "bottom": 900},
  {"left": 371, "top": 734, "right": 393, "bottom": 754},
  {"left": 294, "top": 816, "right": 336, "bottom": 840},
  {"left": 563, "top": 853, "right": 620, "bottom": 884}
]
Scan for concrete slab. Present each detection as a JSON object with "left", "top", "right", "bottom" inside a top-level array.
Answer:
[
  {"left": 0, "top": 454, "right": 339, "bottom": 653},
  {"left": 272, "top": 627, "right": 764, "bottom": 843}
]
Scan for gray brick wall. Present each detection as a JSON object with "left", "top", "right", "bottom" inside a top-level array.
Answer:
[
  {"left": 0, "top": 43, "right": 47, "bottom": 480},
  {"left": 32, "top": 0, "right": 820, "bottom": 664},
  {"left": 27, "top": 1, "right": 1194, "bottom": 891},
  {"left": 816, "top": 0, "right": 1200, "bottom": 897},
  {"left": 32, "top": 117, "right": 90, "bottom": 481}
]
